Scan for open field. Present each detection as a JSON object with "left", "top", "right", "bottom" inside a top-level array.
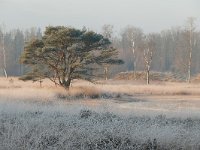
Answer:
[{"left": 1, "top": 77, "right": 200, "bottom": 149}]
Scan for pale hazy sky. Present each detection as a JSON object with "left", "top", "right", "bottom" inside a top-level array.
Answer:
[{"left": 0, "top": 0, "right": 199, "bottom": 33}]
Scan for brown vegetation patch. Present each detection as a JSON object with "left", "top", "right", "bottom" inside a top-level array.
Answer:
[
  {"left": 191, "top": 74, "right": 200, "bottom": 83},
  {"left": 114, "top": 71, "right": 185, "bottom": 82}
]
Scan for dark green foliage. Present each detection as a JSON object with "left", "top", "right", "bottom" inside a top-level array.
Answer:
[{"left": 20, "top": 26, "right": 122, "bottom": 89}]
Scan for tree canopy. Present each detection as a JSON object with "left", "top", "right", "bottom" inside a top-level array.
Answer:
[{"left": 20, "top": 26, "right": 123, "bottom": 89}]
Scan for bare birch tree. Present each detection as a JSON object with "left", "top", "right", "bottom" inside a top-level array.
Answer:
[
  {"left": 186, "top": 17, "right": 196, "bottom": 83},
  {"left": 128, "top": 27, "right": 143, "bottom": 71},
  {"left": 121, "top": 26, "right": 144, "bottom": 71},
  {"left": 0, "top": 24, "right": 7, "bottom": 78},
  {"left": 131, "top": 33, "right": 136, "bottom": 72},
  {"left": 143, "top": 35, "right": 154, "bottom": 85}
]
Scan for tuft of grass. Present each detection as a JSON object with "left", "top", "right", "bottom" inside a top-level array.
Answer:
[{"left": 55, "top": 86, "right": 122, "bottom": 100}]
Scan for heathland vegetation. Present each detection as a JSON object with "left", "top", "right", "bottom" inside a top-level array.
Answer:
[
  {"left": 1, "top": 78, "right": 200, "bottom": 149},
  {"left": 1, "top": 17, "right": 200, "bottom": 150}
]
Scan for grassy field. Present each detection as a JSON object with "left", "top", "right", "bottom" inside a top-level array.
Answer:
[{"left": 1, "top": 77, "right": 200, "bottom": 149}]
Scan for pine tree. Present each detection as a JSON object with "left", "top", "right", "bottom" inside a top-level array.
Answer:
[{"left": 20, "top": 26, "right": 122, "bottom": 89}]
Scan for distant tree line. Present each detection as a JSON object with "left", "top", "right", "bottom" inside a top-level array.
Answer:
[
  {"left": 0, "top": 27, "right": 42, "bottom": 76},
  {"left": 109, "top": 18, "right": 200, "bottom": 82},
  {"left": 0, "top": 18, "right": 200, "bottom": 82}
]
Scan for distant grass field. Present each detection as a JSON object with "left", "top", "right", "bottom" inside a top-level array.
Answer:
[{"left": 1, "top": 77, "right": 200, "bottom": 149}]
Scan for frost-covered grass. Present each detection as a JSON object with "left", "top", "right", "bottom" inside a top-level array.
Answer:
[
  {"left": 1, "top": 77, "right": 200, "bottom": 149},
  {"left": 1, "top": 101, "right": 200, "bottom": 150}
]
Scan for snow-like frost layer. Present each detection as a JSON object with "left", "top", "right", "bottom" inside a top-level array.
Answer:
[{"left": 1, "top": 101, "right": 200, "bottom": 150}]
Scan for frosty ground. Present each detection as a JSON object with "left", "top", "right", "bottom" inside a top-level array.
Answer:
[{"left": 1, "top": 78, "right": 200, "bottom": 150}]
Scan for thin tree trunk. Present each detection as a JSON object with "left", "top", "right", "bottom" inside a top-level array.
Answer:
[
  {"left": 187, "top": 26, "right": 192, "bottom": 83},
  {"left": 104, "top": 66, "right": 108, "bottom": 80},
  {"left": 187, "top": 51, "right": 192, "bottom": 83},
  {"left": 187, "top": 17, "right": 195, "bottom": 83},
  {"left": 133, "top": 61, "right": 137, "bottom": 77},
  {"left": 2, "top": 34, "right": 8, "bottom": 78},
  {"left": 39, "top": 77, "right": 42, "bottom": 88},
  {"left": 144, "top": 47, "right": 152, "bottom": 85},
  {"left": 146, "top": 67, "right": 150, "bottom": 85},
  {"left": 132, "top": 40, "right": 136, "bottom": 72},
  {"left": 3, "top": 68, "right": 7, "bottom": 78}
]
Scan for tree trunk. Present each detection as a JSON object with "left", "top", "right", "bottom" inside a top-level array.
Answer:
[
  {"left": 65, "top": 78, "right": 71, "bottom": 89},
  {"left": 60, "top": 67, "right": 74, "bottom": 90},
  {"left": 146, "top": 65, "right": 150, "bottom": 85},
  {"left": 104, "top": 66, "right": 108, "bottom": 80},
  {"left": 187, "top": 17, "right": 195, "bottom": 83},
  {"left": 133, "top": 61, "right": 137, "bottom": 77},
  {"left": 187, "top": 28, "right": 192, "bottom": 83},
  {"left": 146, "top": 70, "right": 150, "bottom": 85},
  {"left": 39, "top": 77, "right": 42, "bottom": 88},
  {"left": 61, "top": 77, "right": 71, "bottom": 90},
  {"left": 61, "top": 80, "right": 67, "bottom": 89},
  {"left": 3, "top": 68, "right": 8, "bottom": 78},
  {"left": 187, "top": 51, "right": 192, "bottom": 83},
  {"left": 2, "top": 33, "right": 7, "bottom": 78}
]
